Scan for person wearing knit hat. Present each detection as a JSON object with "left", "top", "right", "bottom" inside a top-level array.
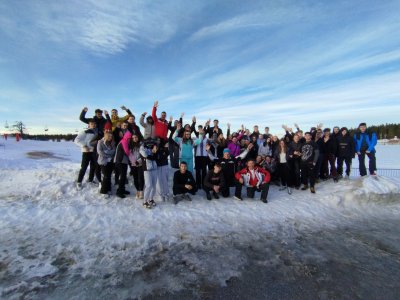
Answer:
[
  {"left": 354, "top": 122, "right": 377, "bottom": 176},
  {"left": 336, "top": 127, "right": 355, "bottom": 179}
]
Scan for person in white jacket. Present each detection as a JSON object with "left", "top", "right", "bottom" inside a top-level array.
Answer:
[{"left": 74, "top": 120, "right": 98, "bottom": 188}]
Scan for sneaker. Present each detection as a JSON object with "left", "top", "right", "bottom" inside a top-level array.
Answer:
[
  {"left": 116, "top": 193, "right": 126, "bottom": 198},
  {"left": 234, "top": 195, "right": 243, "bottom": 201},
  {"left": 172, "top": 195, "right": 180, "bottom": 204},
  {"left": 206, "top": 192, "right": 212, "bottom": 201},
  {"left": 184, "top": 194, "right": 192, "bottom": 201},
  {"left": 370, "top": 172, "right": 377, "bottom": 176},
  {"left": 287, "top": 187, "right": 292, "bottom": 195},
  {"left": 139, "top": 191, "right": 144, "bottom": 199},
  {"left": 149, "top": 200, "right": 157, "bottom": 207},
  {"left": 212, "top": 192, "right": 219, "bottom": 199},
  {"left": 143, "top": 201, "right": 152, "bottom": 209},
  {"left": 301, "top": 185, "right": 309, "bottom": 190},
  {"left": 310, "top": 187, "right": 315, "bottom": 193},
  {"left": 123, "top": 190, "right": 130, "bottom": 195},
  {"left": 76, "top": 182, "right": 83, "bottom": 190},
  {"left": 261, "top": 198, "right": 268, "bottom": 203},
  {"left": 279, "top": 185, "right": 287, "bottom": 191},
  {"left": 333, "top": 178, "right": 338, "bottom": 183},
  {"left": 135, "top": 192, "right": 140, "bottom": 199}
]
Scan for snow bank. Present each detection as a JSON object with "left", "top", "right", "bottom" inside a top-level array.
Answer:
[{"left": 0, "top": 140, "right": 399, "bottom": 299}]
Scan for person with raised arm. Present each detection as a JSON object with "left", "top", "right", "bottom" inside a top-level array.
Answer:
[
  {"left": 110, "top": 106, "right": 133, "bottom": 131},
  {"left": 205, "top": 119, "right": 223, "bottom": 139},
  {"left": 173, "top": 123, "right": 201, "bottom": 174},
  {"left": 140, "top": 112, "right": 156, "bottom": 139},
  {"left": 168, "top": 114, "right": 183, "bottom": 169},
  {"left": 152, "top": 100, "right": 169, "bottom": 141},
  {"left": 79, "top": 107, "right": 111, "bottom": 139}
]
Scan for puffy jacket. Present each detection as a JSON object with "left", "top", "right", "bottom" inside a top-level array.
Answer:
[
  {"left": 235, "top": 166, "right": 271, "bottom": 187},
  {"left": 97, "top": 139, "right": 116, "bottom": 165},
  {"left": 354, "top": 131, "right": 377, "bottom": 153},
  {"left": 140, "top": 114, "right": 156, "bottom": 139},
  {"left": 110, "top": 109, "right": 132, "bottom": 131},
  {"left": 204, "top": 170, "right": 226, "bottom": 189},
  {"left": 79, "top": 110, "right": 110, "bottom": 138},
  {"left": 74, "top": 129, "right": 97, "bottom": 152},
  {"left": 258, "top": 142, "right": 272, "bottom": 157}
]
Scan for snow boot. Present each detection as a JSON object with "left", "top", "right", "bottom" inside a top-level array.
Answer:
[
  {"left": 213, "top": 192, "right": 219, "bottom": 199},
  {"left": 206, "top": 192, "right": 212, "bottom": 200}
]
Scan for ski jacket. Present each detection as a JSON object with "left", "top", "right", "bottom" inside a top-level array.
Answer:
[
  {"left": 152, "top": 106, "right": 169, "bottom": 140},
  {"left": 74, "top": 129, "right": 97, "bottom": 152},
  {"left": 173, "top": 131, "right": 201, "bottom": 159},
  {"left": 235, "top": 166, "right": 271, "bottom": 187},
  {"left": 97, "top": 139, "right": 116, "bottom": 165},
  {"left": 114, "top": 143, "right": 129, "bottom": 164},
  {"left": 354, "top": 131, "right": 377, "bottom": 153}
]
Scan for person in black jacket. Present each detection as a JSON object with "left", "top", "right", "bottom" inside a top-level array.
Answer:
[
  {"left": 80, "top": 107, "right": 111, "bottom": 139},
  {"left": 336, "top": 127, "right": 355, "bottom": 178},
  {"left": 203, "top": 163, "right": 226, "bottom": 200},
  {"left": 127, "top": 115, "right": 143, "bottom": 141},
  {"left": 156, "top": 141, "right": 170, "bottom": 201},
  {"left": 288, "top": 134, "right": 302, "bottom": 189},
  {"left": 205, "top": 119, "right": 223, "bottom": 139},
  {"left": 172, "top": 161, "right": 197, "bottom": 203},
  {"left": 168, "top": 115, "right": 183, "bottom": 169},
  {"left": 320, "top": 128, "right": 338, "bottom": 182},
  {"left": 300, "top": 132, "right": 319, "bottom": 193}
]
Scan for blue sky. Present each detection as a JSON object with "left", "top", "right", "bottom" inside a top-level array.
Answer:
[{"left": 1, "top": 0, "right": 400, "bottom": 135}]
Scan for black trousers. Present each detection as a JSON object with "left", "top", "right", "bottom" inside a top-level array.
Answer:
[
  {"left": 204, "top": 185, "right": 229, "bottom": 197},
  {"left": 131, "top": 165, "right": 144, "bottom": 191},
  {"left": 278, "top": 162, "right": 291, "bottom": 187},
  {"left": 322, "top": 153, "right": 337, "bottom": 179},
  {"left": 93, "top": 151, "right": 102, "bottom": 183},
  {"left": 234, "top": 181, "right": 269, "bottom": 201},
  {"left": 195, "top": 156, "right": 209, "bottom": 189},
  {"left": 301, "top": 161, "right": 316, "bottom": 188},
  {"left": 169, "top": 141, "right": 180, "bottom": 169},
  {"left": 116, "top": 163, "right": 128, "bottom": 195},
  {"left": 100, "top": 162, "right": 114, "bottom": 194},
  {"left": 337, "top": 157, "right": 352, "bottom": 176},
  {"left": 290, "top": 158, "right": 301, "bottom": 187},
  {"left": 173, "top": 185, "right": 197, "bottom": 196},
  {"left": 77, "top": 152, "right": 97, "bottom": 183},
  {"left": 358, "top": 151, "right": 377, "bottom": 176}
]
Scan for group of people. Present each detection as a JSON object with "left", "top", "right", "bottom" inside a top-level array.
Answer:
[{"left": 74, "top": 100, "right": 378, "bottom": 209}]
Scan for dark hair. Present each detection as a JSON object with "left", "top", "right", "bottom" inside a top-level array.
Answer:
[
  {"left": 180, "top": 161, "right": 187, "bottom": 165},
  {"left": 161, "top": 111, "right": 167, "bottom": 114},
  {"left": 87, "top": 118, "right": 95, "bottom": 123},
  {"left": 214, "top": 162, "right": 222, "bottom": 168}
]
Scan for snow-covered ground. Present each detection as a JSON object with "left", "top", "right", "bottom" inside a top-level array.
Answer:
[{"left": 0, "top": 140, "right": 399, "bottom": 299}]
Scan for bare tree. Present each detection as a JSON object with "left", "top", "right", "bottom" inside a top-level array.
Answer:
[{"left": 12, "top": 121, "right": 26, "bottom": 135}]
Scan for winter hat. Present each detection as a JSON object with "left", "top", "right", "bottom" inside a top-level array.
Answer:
[
  {"left": 223, "top": 148, "right": 231, "bottom": 154},
  {"left": 104, "top": 121, "right": 112, "bottom": 132},
  {"left": 359, "top": 122, "right": 366, "bottom": 127}
]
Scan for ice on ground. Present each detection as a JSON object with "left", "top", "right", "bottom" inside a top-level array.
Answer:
[{"left": 0, "top": 140, "right": 399, "bottom": 299}]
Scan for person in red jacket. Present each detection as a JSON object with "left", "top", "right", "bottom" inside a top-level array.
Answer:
[
  {"left": 234, "top": 158, "right": 270, "bottom": 203},
  {"left": 152, "top": 100, "right": 169, "bottom": 141}
]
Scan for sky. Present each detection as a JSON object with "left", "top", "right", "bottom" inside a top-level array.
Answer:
[{"left": 0, "top": 0, "right": 400, "bottom": 135}]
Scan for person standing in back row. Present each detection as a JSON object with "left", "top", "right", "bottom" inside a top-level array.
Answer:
[
  {"left": 354, "top": 122, "right": 377, "bottom": 176},
  {"left": 300, "top": 132, "right": 319, "bottom": 193}
]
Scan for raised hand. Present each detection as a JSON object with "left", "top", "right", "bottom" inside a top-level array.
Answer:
[
  {"left": 104, "top": 110, "right": 108, "bottom": 115},
  {"left": 154, "top": 100, "right": 159, "bottom": 108},
  {"left": 192, "top": 116, "right": 196, "bottom": 123},
  {"left": 227, "top": 123, "right": 231, "bottom": 128},
  {"left": 169, "top": 116, "right": 173, "bottom": 122},
  {"left": 176, "top": 123, "right": 182, "bottom": 130},
  {"left": 121, "top": 105, "right": 127, "bottom": 111},
  {"left": 181, "top": 112, "right": 185, "bottom": 118},
  {"left": 83, "top": 107, "right": 88, "bottom": 112},
  {"left": 294, "top": 123, "right": 299, "bottom": 129},
  {"left": 142, "top": 112, "right": 147, "bottom": 116}
]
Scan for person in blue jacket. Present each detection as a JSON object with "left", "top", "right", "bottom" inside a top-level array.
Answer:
[{"left": 354, "top": 122, "right": 377, "bottom": 176}]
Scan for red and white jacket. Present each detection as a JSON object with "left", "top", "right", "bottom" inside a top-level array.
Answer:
[
  {"left": 152, "top": 106, "right": 168, "bottom": 140},
  {"left": 235, "top": 166, "right": 271, "bottom": 187}
]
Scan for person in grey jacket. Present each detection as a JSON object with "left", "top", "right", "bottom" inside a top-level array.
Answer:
[
  {"left": 74, "top": 119, "right": 99, "bottom": 188},
  {"left": 140, "top": 139, "right": 159, "bottom": 209},
  {"left": 97, "top": 131, "right": 116, "bottom": 196},
  {"left": 140, "top": 112, "right": 156, "bottom": 139}
]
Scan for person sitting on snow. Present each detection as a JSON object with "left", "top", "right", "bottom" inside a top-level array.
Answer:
[{"left": 172, "top": 161, "right": 197, "bottom": 203}]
